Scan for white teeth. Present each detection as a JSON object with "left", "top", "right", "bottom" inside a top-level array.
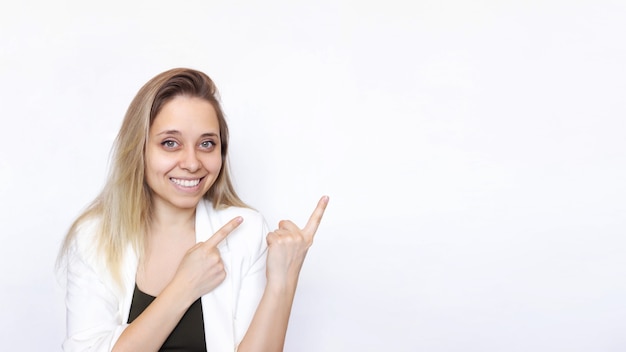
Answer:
[{"left": 171, "top": 178, "right": 200, "bottom": 187}]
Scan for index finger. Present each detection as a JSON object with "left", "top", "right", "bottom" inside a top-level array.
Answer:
[
  {"left": 204, "top": 216, "right": 243, "bottom": 248},
  {"left": 303, "top": 195, "right": 330, "bottom": 236}
]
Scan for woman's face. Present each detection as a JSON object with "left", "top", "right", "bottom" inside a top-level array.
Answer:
[{"left": 145, "top": 95, "right": 223, "bottom": 213}]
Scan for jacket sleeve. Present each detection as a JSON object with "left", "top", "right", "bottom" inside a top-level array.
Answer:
[{"left": 62, "top": 236, "right": 129, "bottom": 351}]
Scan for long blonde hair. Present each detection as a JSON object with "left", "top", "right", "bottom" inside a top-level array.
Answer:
[{"left": 58, "top": 68, "right": 247, "bottom": 287}]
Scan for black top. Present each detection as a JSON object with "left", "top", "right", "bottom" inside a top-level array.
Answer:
[{"left": 127, "top": 284, "right": 207, "bottom": 352}]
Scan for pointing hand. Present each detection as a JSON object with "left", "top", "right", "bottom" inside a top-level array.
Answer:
[{"left": 265, "top": 196, "right": 329, "bottom": 286}]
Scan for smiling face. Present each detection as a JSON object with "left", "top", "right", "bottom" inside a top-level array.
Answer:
[{"left": 145, "top": 95, "right": 223, "bottom": 213}]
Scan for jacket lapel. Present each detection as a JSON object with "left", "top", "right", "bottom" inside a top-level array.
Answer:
[{"left": 197, "top": 199, "right": 235, "bottom": 350}]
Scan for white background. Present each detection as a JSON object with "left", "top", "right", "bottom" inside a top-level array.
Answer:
[{"left": 1, "top": 0, "right": 625, "bottom": 351}]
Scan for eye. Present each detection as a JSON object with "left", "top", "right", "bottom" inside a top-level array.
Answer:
[
  {"left": 200, "top": 140, "right": 215, "bottom": 149},
  {"left": 161, "top": 140, "right": 179, "bottom": 149}
]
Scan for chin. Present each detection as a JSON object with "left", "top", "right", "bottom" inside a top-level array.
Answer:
[{"left": 170, "top": 196, "right": 204, "bottom": 210}]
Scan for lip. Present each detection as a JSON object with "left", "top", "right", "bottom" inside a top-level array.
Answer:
[{"left": 169, "top": 176, "right": 206, "bottom": 192}]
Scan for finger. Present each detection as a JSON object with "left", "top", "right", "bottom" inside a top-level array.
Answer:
[
  {"left": 204, "top": 216, "right": 243, "bottom": 248},
  {"left": 266, "top": 229, "right": 297, "bottom": 246},
  {"left": 266, "top": 231, "right": 279, "bottom": 245},
  {"left": 278, "top": 220, "right": 298, "bottom": 231},
  {"left": 303, "top": 195, "right": 329, "bottom": 236}
]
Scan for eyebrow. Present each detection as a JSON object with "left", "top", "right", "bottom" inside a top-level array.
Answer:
[{"left": 156, "top": 130, "right": 219, "bottom": 139}]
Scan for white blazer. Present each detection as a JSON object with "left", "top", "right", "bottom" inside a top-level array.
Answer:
[{"left": 62, "top": 199, "right": 269, "bottom": 351}]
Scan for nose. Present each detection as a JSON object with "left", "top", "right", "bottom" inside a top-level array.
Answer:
[{"left": 180, "top": 147, "right": 201, "bottom": 172}]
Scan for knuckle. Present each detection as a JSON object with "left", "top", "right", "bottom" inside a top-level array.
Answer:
[{"left": 207, "top": 252, "right": 220, "bottom": 264}]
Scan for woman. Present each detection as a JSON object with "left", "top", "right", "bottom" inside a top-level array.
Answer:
[{"left": 57, "top": 68, "right": 329, "bottom": 351}]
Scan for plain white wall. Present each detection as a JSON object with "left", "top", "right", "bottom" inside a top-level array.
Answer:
[{"left": 1, "top": 0, "right": 625, "bottom": 350}]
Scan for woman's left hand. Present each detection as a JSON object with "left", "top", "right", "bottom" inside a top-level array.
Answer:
[{"left": 265, "top": 196, "right": 329, "bottom": 288}]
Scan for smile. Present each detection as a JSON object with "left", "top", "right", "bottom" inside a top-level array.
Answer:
[{"left": 170, "top": 177, "right": 203, "bottom": 188}]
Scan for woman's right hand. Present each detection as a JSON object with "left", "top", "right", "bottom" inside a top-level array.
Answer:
[{"left": 170, "top": 216, "right": 243, "bottom": 304}]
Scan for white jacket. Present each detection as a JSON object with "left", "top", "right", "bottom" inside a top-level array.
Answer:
[{"left": 62, "top": 198, "right": 268, "bottom": 351}]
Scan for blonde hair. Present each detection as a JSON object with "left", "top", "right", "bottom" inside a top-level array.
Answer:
[{"left": 58, "top": 68, "right": 247, "bottom": 287}]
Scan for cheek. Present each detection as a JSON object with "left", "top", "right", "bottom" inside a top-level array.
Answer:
[
  {"left": 145, "top": 149, "right": 177, "bottom": 176},
  {"left": 204, "top": 154, "right": 223, "bottom": 173}
]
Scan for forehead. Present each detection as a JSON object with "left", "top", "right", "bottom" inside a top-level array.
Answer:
[{"left": 150, "top": 96, "right": 219, "bottom": 134}]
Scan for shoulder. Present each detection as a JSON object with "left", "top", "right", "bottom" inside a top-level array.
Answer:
[
  {"left": 199, "top": 198, "right": 268, "bottom": 230},
  {"left": 67, "top": 216, "right": 102, "bottom": 260},
  {"left": 215, "top": 205, "right": 266, "bottom": 228},
  {"left": 198, "top": 199, "right": 269, "bottom": 253},
  {"left": 64, "top": 215, "right": 134, "bottom": 295},
  {"left": 213, "top": 205, "right": 268, "bottom": 243},
  {"left": 62, "top": 216, "right": 115, "bottom": 287}
]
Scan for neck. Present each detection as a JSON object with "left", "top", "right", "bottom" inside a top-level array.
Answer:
[{"left": 151, "top": 201, "right": 197, "bottom": 234}]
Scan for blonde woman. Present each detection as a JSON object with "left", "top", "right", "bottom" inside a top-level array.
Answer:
[{"left": 58, "top": 68, "right": 329, "bottom": 351}]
